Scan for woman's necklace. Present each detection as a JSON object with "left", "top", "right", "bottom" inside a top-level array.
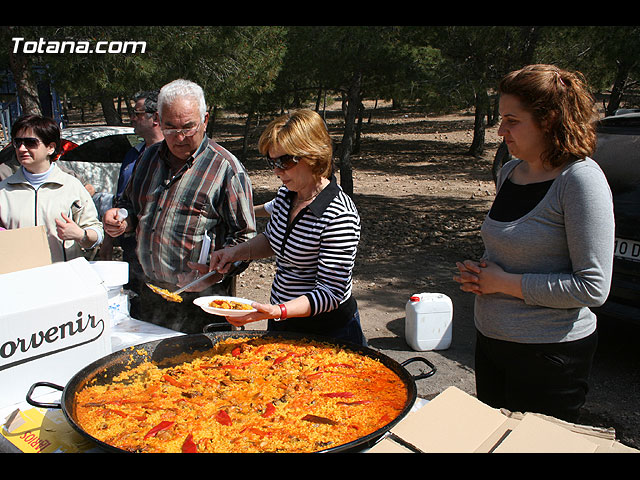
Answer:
[
  {"left": 298, "top": 190, "right": 321, "bottom": 202},
  {"left": 293, "top": 178, "right": 329, "bottom": 211},
  {"left": 292, "top": 188, "right": 322, "bottom": 212}
]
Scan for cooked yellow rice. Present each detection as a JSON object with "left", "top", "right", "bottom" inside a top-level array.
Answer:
[
  {"left": 146, "top": 283, "right": 183, "bottom": 303},
  {"left": 75, "top": 337, "right": 408, "bottom": 453},
  {"left": 209, "top": 299, "right": 253, "bottom": 310}
]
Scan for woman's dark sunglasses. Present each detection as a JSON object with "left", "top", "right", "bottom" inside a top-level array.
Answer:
[
  {"left": 12, "top": 137, "right": 41, "bottom": 149},
  {"left": 265, "top": 153, "right": 299, "bottom": 170}
]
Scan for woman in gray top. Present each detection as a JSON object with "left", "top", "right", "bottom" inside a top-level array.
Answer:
[{"left": 454, "top": 65, "right": 615, "bottom": 422}]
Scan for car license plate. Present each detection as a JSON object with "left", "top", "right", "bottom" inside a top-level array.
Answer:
[{"left": 614, "top": 238, "right": 640, "bottom": 262}]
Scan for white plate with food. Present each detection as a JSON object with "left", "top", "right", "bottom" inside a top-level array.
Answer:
[{"left": 193, "top": 296, "right": 257, "bottom": 316}]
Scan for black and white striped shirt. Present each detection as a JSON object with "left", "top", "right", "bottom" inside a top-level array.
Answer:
[{"left": 264, "top": 176, "right": 360, "bottom": 317}]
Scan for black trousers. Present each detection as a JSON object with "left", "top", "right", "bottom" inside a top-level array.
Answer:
[
  {"left": 120, "top": 236, "right": 143, "bottom": 319},
  {"left": 474, "top": 329, "right": 598, "bottom": 423},
  {"left": 267, "top": 297, "right": 367, "bottom": 347},
  {"left": 137, "top": 275, "right": 233, "bottom": 334}
]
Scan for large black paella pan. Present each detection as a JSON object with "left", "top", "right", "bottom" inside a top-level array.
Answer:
[{"left": 27, "top": 330, "right": 435, "bottom": 453}]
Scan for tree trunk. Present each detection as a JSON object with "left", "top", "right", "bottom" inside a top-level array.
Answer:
[
  {"left": 124, "top": 98, "right": 134, "bottom": 124},
  {"left": 606, "top": 59, "right": 634, "bottom": 117},
  {"left": 487, "top": 94, "right": 500, "bottom": 127},
  {"left": 353, "top": 100, "right": 364, "bottom": 155},
  {"left": 8, "top": 50, "right": 42, "bottom": 116},
  {"left": 314, "top": 87, "right": 322, "bottom": 112},
  {"left": 99, "top": 94, "right": 122, "bottom": 125},
  {"left": 468, "top": 89, "right": 488, "bottom": 157},
  {"left": 292, "top": 85, "right": 301, "bottom": 108},
  {"left": 341, "top": 92, "right": 348, "bottom": 119},
  {"left": 241, "top": 109, "right": 254, "bottom": 161},
  {"left": 207, "top": 105, "right": 218, "bottom": 137},
  {"left": 322, "top": 90, "right": 327, "bottom": 121},
  {"left": 338, "top": 72, "right": 361, "bottom": 197},
  {"left": 368, "top": 98, "right": 378, "bottom": 124}
]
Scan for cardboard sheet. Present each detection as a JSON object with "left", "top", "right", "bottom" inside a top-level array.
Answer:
[
  {"left": 372, "top": 386, "right": 638, "bottom": 454},
  {"left": 390, "top": 385, "right": 507, "bottom": 453},
  {"left": 493, "top": 413, "right": 598, "bottom": 453},
  {"left": 0, "top": 226, "right": 52, "bottom": 274}
]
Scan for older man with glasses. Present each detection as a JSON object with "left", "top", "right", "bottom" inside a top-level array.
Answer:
[{"left": 103, "top": 79, "right": 256, "bottom": 334}]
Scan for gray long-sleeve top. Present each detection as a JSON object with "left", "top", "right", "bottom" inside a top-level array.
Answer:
[{"left": 475, "top": 158, "right": 615, "bottom": 343}]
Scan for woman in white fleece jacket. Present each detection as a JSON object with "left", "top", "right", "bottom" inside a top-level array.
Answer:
[
  {"left": 454, "top": 65, "right": 615, "bottom": 423},
  {"left": 0, "top": 115, "right": 103, "bottom": 262}
]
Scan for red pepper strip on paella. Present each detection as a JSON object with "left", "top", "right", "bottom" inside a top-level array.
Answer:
[
  {"left": 182, "top": 433, "right": 197, "bottom": 453},
  {"left": 162, "top": 374, "right": 189, "bottom": 389},
  {"left": 248, "top": 427, "right": 270, "bottom": 438},
  {"left": 144, "top": 421, "right": 175, "bottom": 440},
  {"left": 216, "top": 410, "right": 232, "bottom": 426},
  {"left": 261, "top": 402, "right": 276, "bottom": 418},
  {"left": 273, "top": 352, "right": 295, "bottom": 365}
]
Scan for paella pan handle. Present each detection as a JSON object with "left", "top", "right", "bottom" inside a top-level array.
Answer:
[
  {"left": 25, "top": 382, "right": 64, "bottom": 409},
  {"left": 203, "top": 322, "right": 245, "bottom": 332},
  {"left": 401, "top": 357, "right": 436, "bottom": 380}
]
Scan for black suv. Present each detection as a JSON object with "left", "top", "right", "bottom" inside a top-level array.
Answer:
[
  {"left": 492, "top": 111, "right": 640, "bottom": 325},
  {"left": 591, "top": 112, "right": 640, "bottom": 324}
]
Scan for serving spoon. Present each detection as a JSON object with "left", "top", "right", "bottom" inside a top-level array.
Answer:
[{"left": 147, "top": 261, "right": 243, "bottom": 303}]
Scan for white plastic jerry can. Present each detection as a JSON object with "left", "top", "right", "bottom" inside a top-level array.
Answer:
[{"left": 405, "top": 293, "right": 453, "bottom": 351}]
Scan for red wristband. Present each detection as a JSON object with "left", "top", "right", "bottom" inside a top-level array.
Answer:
[{"left": 278, "top": 303, "right": 287, "bottom": 320}]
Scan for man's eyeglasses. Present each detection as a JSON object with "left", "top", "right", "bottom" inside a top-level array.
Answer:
[
  {"left": 265, "top": 153, "right": 300, "bottom": 170},
  {"left": 161, "top": 123, "right": 201, "bottom": 137},
  {"left": 12, "top": 137, "right": 41, "bottom": 149}
]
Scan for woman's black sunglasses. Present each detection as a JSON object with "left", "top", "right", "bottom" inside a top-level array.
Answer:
[
  {"left": 12, "top": 137, "right": 41, "bottom": 149},
  {"left": 265, "top": 153, "right": 299, "bottom": 170}
]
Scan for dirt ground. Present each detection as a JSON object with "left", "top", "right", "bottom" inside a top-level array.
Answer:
[
  {"left": 216, "top": 101, "right": 640, "bottom": 450},
  {"left": 62, "top": 99, "right": 639, "bottom": 451},
  {"left": 231, "top": 104, "right": 494, "bottom": 395}
]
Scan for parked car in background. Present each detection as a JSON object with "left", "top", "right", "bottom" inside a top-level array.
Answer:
[
  {"left": 590, "top": 112, "right": 640, "bottom": 325},
  {"left": 0, "top": 126, "right": 139, "bottom": 194},
  {"left": 492, "top": 111, "right": 640, "bottom": 326}
]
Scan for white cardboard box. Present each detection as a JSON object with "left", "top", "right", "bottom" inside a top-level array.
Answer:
[{"left": 0, "top": 258, "right": 111, "bottom": 408}]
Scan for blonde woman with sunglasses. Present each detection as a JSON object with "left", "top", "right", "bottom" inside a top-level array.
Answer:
[{"left": 200, "top": 109, "right": 366, "bottom": 346}]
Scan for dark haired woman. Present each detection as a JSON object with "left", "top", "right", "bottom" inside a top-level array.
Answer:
[
  {"left": 454, "top": 65, "right": 615, "bottom": 422},
  {"left": 0, "top": 115, "right": 103, "bottom": 262}
]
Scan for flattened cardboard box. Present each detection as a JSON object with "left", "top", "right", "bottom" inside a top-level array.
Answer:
[
  {"left": 369, "top": 386, "right": 638, "bottom": 453},
  {"left": 0, "top": 226, "right": 52, "bottom": 274},
  {"left": 0, "top": 257, "right": 111, "bottom": 408}
]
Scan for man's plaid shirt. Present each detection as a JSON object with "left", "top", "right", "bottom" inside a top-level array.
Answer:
[{"left": 117, "top": 137, "right": 256, "bottom": 287}]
